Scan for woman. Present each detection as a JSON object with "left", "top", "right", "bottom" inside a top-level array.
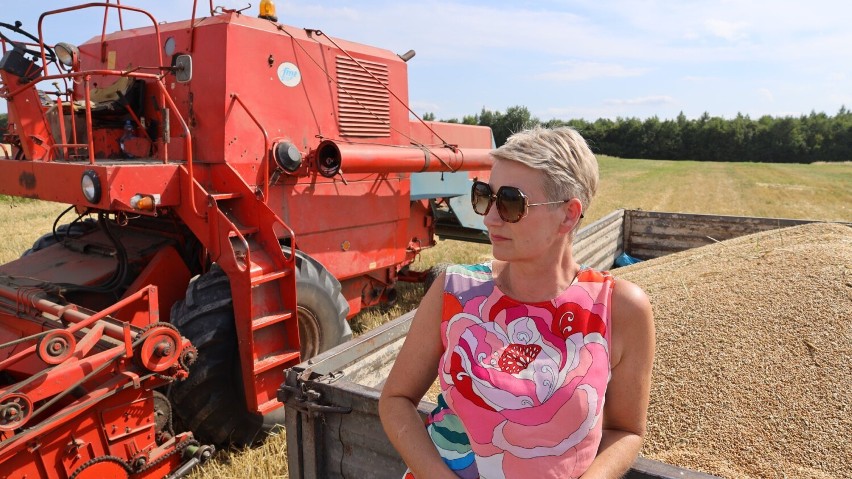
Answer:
[{"left": 379, "top": 126, "right": 655, "bottom": 479}]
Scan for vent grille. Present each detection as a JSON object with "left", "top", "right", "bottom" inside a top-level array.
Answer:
[{"left": 336, "top": 56, "right": 391, "bottom": 137}]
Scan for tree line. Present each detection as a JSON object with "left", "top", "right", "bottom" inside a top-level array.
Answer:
[
  {"left": 426, "top": 106, "right": 852, "bottom": 164},
  {"left": 4, "top": 106, "right": 851, "bottom": 163}
]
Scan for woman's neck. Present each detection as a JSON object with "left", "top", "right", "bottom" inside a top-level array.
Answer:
[{"left": 493, "top": 253, "right": 580, "bottom": 302}]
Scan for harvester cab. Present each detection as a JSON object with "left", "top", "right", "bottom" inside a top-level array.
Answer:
[{"left": 0, "top": 2, "right": 493, "bottom": 477}]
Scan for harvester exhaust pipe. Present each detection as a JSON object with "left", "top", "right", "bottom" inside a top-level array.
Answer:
[
  {"left": 316, "top": 141, "right": 342, "bottom": 178},
  {"left": 313, "top": 140, "right": 493, "bottom": 175}
]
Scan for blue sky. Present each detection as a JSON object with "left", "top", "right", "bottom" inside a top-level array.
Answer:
[{"left": 3, "top": 0, "right": 851, "bottom": 121}]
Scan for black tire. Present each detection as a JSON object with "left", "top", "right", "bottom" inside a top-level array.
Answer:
[
  {"left": 22, "top": 219, "right": 98, "bottom": 256},
  {"left": 168, "top": 253, "right": 351, "bottom": 446},
  {"left": 293, "top": 252, "right": 352, "bottom": 358}
]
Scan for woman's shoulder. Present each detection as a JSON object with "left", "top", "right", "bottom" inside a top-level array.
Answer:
[
  {"left": 610, "top": 278, "right": 654, "bottom": 339},
  {"left": 576, "top": 265, "right": 615, "bottom": 284},
  {"left": 444, "top": 261, "right": 493, "bottom": 278}
]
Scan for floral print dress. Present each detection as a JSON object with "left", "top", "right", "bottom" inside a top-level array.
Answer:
[{"left": 404, "top": 262, "right": 614, "bottom": 479}]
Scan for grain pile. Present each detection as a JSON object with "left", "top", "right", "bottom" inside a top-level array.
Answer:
[{"left": 618, "top": 222, "right": 852, "bottom": 478}]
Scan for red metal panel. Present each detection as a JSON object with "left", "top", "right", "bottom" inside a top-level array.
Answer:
[
  {"left": 271, "top": 174, "right": 410, "bottom": 278},
  {"left": 0, "top": 387, "right": 189, "bottom": 479},
  {"left": 0, "top": 160, "right": 181, "bottom": 209},
  {"left": 115, "top": 246, "right": 191, "bottom": 327},
  {"left": 409, "top": 120, "right": 494, "bottom": 149},
  {"left": 300, "top": 221, "right": 408, "bottom": 281}
]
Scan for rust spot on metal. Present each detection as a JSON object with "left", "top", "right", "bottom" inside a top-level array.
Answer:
[{"left": 19, "top": 171, "right": 36, "bottom": 189}]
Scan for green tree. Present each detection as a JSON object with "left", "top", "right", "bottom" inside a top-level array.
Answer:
[
  {"left": 432, "top": 105, "right": 851, "bottom": 163},
  {"left": 481, "top": 106, "right": 540, "bottom": 146},
  {"left": 461, "top": 114, "right": 479, "bottom": 125}
]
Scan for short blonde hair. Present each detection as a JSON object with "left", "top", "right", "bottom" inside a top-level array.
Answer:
[{"left": 490, "top": 126, "right": 599, "bottom": 215}]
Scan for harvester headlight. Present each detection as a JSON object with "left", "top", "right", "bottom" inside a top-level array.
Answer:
[
  {"left": 54, "top": 42, "right": 79, "bottom": 68},
  {"left": 274, "top": 141, "right": 302, "bottom": 173},
  {"left": 81, "top": 170, "right": 101, "bottom": 204}
]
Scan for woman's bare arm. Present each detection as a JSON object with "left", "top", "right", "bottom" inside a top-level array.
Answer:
[
  {"left": 581, "top": 279, "right": 656, "bottom": 478},
  {"left": 379, "top": 273, "right": 457, "bottom": 479}
]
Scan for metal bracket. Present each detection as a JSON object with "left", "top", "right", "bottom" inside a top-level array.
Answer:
[
  {"left": 313, "top": 370, "right": 345, "bottom": 384},
  {"left": 278, "top": 369, "right": 352, "bottom": 417}
]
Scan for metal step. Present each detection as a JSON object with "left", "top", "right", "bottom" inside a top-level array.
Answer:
[
  {"left": 226, "top": 219, "right": 258, "bottom": 236},
  {"left": 251, "top": 311, "right": 294, "bottom": 331},
  {"left": 254, "top": 350, "right": 300, "bottom": 375},
  {"left": 250, "top": 269, "right": 292, "bottom": 286},
  {"left": 209, "top": 192, "right": 242, "bottom": 201}
]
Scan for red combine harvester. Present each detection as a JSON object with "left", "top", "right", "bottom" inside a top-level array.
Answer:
[{"left": 0, "top": 1, "right": 493, "bottom": 477}]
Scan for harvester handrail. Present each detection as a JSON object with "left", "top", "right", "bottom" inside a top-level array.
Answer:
[
  {"left": 4, "top": 69, "right": 191, "bottom": 167},
  {"left": 189, "top": 0, "right": 217, "bottom": 52},
  {"left": 37, "top": 3, "right": 164, "bottom": 71},
  {"left": 227, "top": 92, "right": 271, "bottom": 203}
]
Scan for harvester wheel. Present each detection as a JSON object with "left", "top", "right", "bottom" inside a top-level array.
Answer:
[
  {"left": 292, "top": 250, "right": 352, "bottom": 358},
  {"left": 22, "top": 219, "right": 97, "bottom": 256},
  {"left": 168, "top": 254, "right": 350, "bottom": 447}
]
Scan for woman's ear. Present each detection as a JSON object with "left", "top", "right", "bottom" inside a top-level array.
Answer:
[{"left": 559, "top": 198, "right": 584, "bottom": 233}]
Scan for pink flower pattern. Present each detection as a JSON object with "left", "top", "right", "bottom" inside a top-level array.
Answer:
[{"left": 435, "top": 262, "right": 614, "bottom": 479}]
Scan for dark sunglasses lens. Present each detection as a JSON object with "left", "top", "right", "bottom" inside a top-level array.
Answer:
[
  {"left": 497, "top": 187, "right": 526, "bottom": 222},
  {"left": 471, "top": 182, "right": 492, "bottom": 215}
]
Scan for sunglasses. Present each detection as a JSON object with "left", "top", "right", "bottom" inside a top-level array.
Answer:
[{"left": 471, "top": 180, "right": 582, "bottom": 223}]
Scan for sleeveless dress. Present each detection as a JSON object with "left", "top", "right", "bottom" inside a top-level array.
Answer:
[{"left": 403, "top": 262, "right": 614, "bottom": 479}]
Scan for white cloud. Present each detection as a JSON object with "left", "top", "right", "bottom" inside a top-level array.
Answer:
[
  {"left": 4, "top": 1, "right": 851, "bottom": 120},
  {"left": 682, "top": 75, "right": 721, "bottom": 82},
  {"left": 757, "top": 88, "right": 774, "bottom": 102},
  {"left": 535, "top": 61, "right": 649, "bottom": 82},
  {"left": 409, "top": 100, "right": 441, "bottom": 114},
  {"left": 603, "top": 96, "right": 676, "bottom": 106},
  {"left": 704, "top": 19, "right": 750, "bottom": 42}
]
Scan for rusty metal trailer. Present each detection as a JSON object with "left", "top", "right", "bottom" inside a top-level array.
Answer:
[{"left": 278, "top": 208, "right": 841, "bottom": 479}]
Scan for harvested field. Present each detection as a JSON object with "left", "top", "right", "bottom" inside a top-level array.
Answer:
[{"left": 617, "top": 222, "right": 852, "bottom": 478}]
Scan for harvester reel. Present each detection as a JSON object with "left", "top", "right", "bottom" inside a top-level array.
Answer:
[
  {"left": 37, "top": 330, "right": 76, "bottom": 365},
  {"left": 0, "top": 393, "right": 32, "bottom": 431},
  {"left": 139, "top": 327, "right": 182, "bottom": 372}
]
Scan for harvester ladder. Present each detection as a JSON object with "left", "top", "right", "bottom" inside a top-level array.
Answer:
[{"left": 202, "top": 163, "right": 300, "bottom": 414}]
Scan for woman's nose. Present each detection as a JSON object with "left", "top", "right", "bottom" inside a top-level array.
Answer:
[{"left": 482, "top": 202, "right": 503, "bottom": 226}]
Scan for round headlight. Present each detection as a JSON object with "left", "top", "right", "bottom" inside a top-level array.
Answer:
[
  {"left": 54, "top": 42, "right": 79, "bottom": 68},
  {"left": 81, "top": 170, "right": 101, "bottom": 204},
  {"left": 274, "top": 141, "right": 302, "bottom": 173}
]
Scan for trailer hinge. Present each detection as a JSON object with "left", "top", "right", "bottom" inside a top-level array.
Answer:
[
  {"left": 313, "top": 370, "right": 345, "bottom": 384},
  {"left": 277, "top": 369, "right": 352, "bottom": 417}
]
